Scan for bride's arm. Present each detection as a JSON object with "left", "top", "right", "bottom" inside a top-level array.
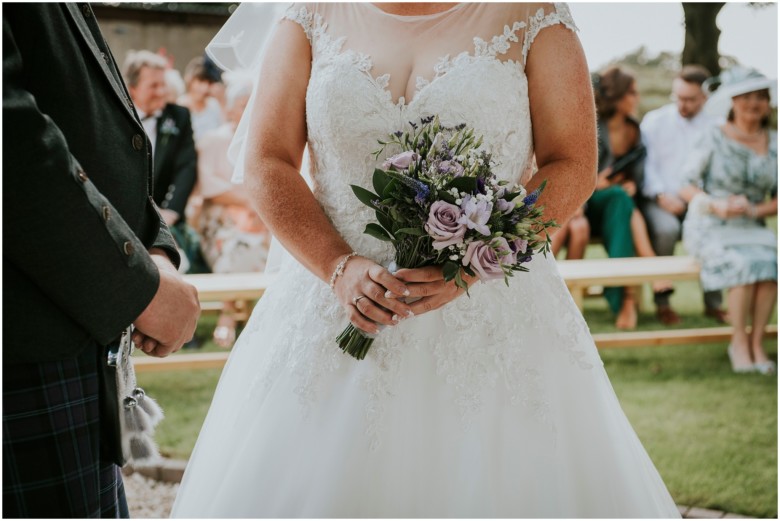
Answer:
[
  {"left": 244, "top": 21, "right": 412, "bottom": 334},
  {"left": 525, "top": 24, "right": 598, "bottom": 225}
]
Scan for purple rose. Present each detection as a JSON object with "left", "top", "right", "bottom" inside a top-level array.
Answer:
[
  {"left": 425, "top": 201, "right": 467, "bottom": 250},
  {"left": 462, "top": 240, "right": 505, "bottom": 281},
  {"left": 383, "top": 151, "right": 417, "bottom": 170},
  {"left": 458, "top": 195, "right": 493, "bottom": 236}
]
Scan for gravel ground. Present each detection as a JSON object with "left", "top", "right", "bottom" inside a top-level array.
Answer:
[{"left": 123, "top": 472, "right": 178, "bottom": 518}]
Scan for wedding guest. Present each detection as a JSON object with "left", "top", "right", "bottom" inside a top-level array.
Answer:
[
  {"left": 3, "top": 5, "right": 200, "bottom": 517},
  {"left": 550, "top": 206, "right": 590, "bottom": 260},
  {"left": 588, "top": 66, "right": 677, "bottom": 328},
  {"left": 640, "top": 65, "right": 727, "bottom": 323},
  {"left": 124, "top": 50, "right": 206, "bottom": 274},
  {"left": 680, "top": 67, "right": 777, "bottom": 374},
  {"left": 164, "top": 67, "right": 186, "bottom": 104},
  {"left": 177, "top": 56, "right": 225, "bottom": 141},
  {"left": 196, "top": 72, "right": 271, "bottom": 348}
]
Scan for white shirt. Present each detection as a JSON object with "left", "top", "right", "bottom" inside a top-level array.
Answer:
[
  {"left": 640, "top": 103, "right": 720, "bottom": 198},
  {"left": 137, "top": 109, "right": 162, "bottom": 158}
]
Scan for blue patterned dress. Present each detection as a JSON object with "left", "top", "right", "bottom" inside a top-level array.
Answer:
[{"left": 682, "top": 127, "right": 777, "bottom": 291}]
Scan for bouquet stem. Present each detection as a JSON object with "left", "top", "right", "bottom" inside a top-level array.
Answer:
[{"left": 336, "top": 324, "right": 375, "bottom": 360}]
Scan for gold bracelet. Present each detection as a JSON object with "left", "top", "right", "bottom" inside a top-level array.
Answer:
[{"left": 329, "top": 252, "right": 359, "bottom": 289}]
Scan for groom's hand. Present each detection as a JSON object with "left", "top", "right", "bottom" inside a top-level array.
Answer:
[{"left": 132, "top": 250, "right": 200, "bottom": 357}]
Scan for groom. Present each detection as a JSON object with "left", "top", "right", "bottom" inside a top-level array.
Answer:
[{"left": 3, "top": 4, "right": 200, "bottom": 517}]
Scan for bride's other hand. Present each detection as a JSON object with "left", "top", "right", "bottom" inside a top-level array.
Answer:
[
  {"left": 333, "top": 257, "right": 413, "bottom": 334},
  {"left": 391, "top": 266, "right": 478, "bottom": 315}
]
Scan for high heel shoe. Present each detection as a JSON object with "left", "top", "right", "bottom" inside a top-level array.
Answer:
[
  {"left": 727, "top": 344, "right": 755, "bottom": 373},
  {"left": 754, "top": 360, "right": 776, "bottom": 375}
]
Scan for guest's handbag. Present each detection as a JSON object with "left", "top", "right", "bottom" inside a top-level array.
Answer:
[
  {"left": 102, "top": 327, "right": 164, "bottom": 467},
  {"left": 607, "top": 145, "right": 647, "bottom": 180}
]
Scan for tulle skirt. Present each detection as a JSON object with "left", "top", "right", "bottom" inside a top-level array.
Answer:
[{"left": 171, "top": 254, "right": 680, "bottom": 518}]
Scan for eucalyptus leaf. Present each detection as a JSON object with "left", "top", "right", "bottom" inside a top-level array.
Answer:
[
  {"left": 351, "top": 185, "right": 380, "bottom": 209},
  {"left": 372, "top": 168, "right": 392, "bottom": 195},
  {"left": 364, "top": 223, "right": 393, "bottom": 241},
  {"left": 395, "top": 227, "right": 425, "bottom": 237},
  {"left": 442, "top": 261, "right": 460, "bottom": 281}
]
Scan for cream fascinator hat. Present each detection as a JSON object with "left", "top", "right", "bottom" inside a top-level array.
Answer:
[{"left": 703, "top": 66, "right": 777, "bottom": 118}]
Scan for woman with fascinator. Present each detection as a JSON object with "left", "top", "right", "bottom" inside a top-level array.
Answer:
[{"left": 680, "top": 67, "right": 778, "bottom": 374}]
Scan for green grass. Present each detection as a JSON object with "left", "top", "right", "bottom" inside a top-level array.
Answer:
[{"left": 139, "top": 239, "right": 777, "bottom": 517}]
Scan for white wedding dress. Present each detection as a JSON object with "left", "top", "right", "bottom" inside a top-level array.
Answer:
[{"left": 172, "top": 3, "right": 681, "bottom": 517}]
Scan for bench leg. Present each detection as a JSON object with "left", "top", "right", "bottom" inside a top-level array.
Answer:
[{"left": 569, "top": 285, "right": 585, "bottom": 311}]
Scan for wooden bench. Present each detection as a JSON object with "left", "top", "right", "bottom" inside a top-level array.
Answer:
[
  {"left": 557, "top": 256, "right": 702, "bottom": 310},
  {"left": 133, "top": 257, "right": 775, "bottom": 372},
  {"left": 183, "top": 272, "right": 274, "bottom": 323},
  {"left": 134, "top": 324, "right": 779, "bottom": 372}
]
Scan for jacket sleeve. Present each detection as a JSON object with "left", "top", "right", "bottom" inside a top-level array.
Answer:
[
  {"left": 3, "top": 17, "right": 160, "bottom": 345},
  {"left": 161, "top": 109, "right": 197, "bottom": 217}
]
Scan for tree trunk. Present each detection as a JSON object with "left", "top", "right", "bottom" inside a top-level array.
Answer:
[{"left": 682, "top": 3, "right": 725, "bottom": 76}]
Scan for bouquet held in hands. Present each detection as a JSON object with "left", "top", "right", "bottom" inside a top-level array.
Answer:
[{"left": 338, "top": 115, "right": 556, "bottom": 360}]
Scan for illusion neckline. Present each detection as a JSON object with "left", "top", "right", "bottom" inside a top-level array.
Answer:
[{"left": 365, "top": 3, "right": 466, "bottom": 21}]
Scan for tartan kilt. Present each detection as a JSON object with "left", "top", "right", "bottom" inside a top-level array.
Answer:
[{"left": 3, "top": 345, "right": 128, "bottom": 518}]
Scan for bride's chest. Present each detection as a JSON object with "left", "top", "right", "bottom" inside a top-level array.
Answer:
[{"left": 305, "top": 51, "right": 533, "bottom": 167}]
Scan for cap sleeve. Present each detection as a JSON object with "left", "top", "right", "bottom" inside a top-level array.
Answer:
[
  {"left": 282, "top": 3, "right": 324, "bottom": 48},
  {"left": 522, "top": 3, "right": 578, "bottom": 63}
]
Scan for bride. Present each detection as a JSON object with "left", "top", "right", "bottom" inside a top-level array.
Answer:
[{"left": 172, "top": 3, "right": 680, "bottom": 517}]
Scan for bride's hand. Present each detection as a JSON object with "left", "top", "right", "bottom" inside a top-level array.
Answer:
[
  {"left": 391, "top": 266, "right": 479, "bottom": 315},
  {"left": 333, "top": 257, "right": 414, "bottom": 335}
]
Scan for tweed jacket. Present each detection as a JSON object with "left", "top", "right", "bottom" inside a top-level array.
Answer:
[{"left": 3, "top": 3, "right": 180, "bottom": 364}]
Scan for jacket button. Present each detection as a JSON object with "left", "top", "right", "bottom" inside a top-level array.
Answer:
[
  {"left": 102, "top": 206, "right": 111, "bottom": 221},
  {"left": 132, "top": 134, "right": 144, "bottom": 151},
  {"left": 81, "top": 4, "right": 91, "bottom": 17},
  {"left": 77, "top": 169, "right": 88, "bottom": 183},
  {"left": 123, "top": 241, "right": 134, "bottom": 256}
]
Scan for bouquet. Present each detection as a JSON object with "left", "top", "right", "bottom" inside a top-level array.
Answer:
[{"left": 336, "top": 116, "right": 556, "bottom": 360}]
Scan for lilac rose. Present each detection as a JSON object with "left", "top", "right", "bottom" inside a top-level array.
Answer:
[
  {"left": 462, "top": 240, "right": 505, "bottom": 281},
  {"left": 458, "top": 195, "right": 493, "bottom": 236},
  {"left": 383, "top": 151, "right": 417, "bottom": 170},
  {"left": 425, "top": 201, "right": 467, "bottom": 250}
]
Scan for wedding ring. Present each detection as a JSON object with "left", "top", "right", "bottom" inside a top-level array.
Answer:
[{"left": 352, "top": 295, "right": 366, "bottom": 306}]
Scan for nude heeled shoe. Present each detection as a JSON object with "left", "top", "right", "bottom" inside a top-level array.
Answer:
[
  {"left": 727, "top": 345, "right": 755, "bottom": 373},
  {"left": 754, "top": 360, "right": 776, "bottom": 375}
]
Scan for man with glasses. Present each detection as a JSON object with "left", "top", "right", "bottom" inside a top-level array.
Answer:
[{"left": 639, "top": 65, "right": 727, "bottom": 323}]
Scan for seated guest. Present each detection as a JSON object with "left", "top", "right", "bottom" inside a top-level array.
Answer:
[
  {"left": 124, "top": 50, "right": 204, "bottom": 273},
  {"left": 196, "top": 72, "right": 271, "bottom": 348},
  {"left": 550, "top": 206, "right": 590, "bottom": 260},
  {"left": 178, "top": 56, "right": 225, "bottom": 141},
  {"left": 588, "top": 66, "right": 678, "bottom": 328},
  {"left": 680, "top": 67, "right": 777, "bottom": 374},
  {"left": 640, "top": 65, "right": 727, "bottom": 323}
]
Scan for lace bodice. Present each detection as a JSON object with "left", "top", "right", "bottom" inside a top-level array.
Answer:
[{"left": 283, "top": 2, "right": 576, "bottom": 263}]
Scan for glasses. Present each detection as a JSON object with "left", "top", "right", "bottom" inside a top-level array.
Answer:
[{"left": 670, "top": 94, "right": 704, "bottom": 103}]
